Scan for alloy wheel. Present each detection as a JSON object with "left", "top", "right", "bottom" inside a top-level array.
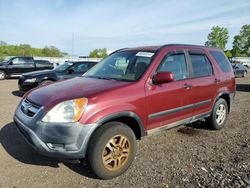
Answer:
[
  {"left": 216, "top": 104, "right": 226, "bottom": 125},
  {"left": 0, "top": 72, "right": 5, "bottom": 79},
  {"left": 102, "top": 135, "right": 130, "bottom": 171}
]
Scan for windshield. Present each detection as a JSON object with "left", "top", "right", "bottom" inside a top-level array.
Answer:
[
  {"left": 55, "top": 62, "right": 74, "bottom": 71},
  {"left": 2, "top": 56, "right": 13, "bottom": 63},
  {"left": 84, "top": 51, "right": 155, "bottom": 81}
]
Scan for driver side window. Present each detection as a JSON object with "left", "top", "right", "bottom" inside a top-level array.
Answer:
[
  {"left": 157, "top": 53, "right": 188, "bottom": 81},
  {"left": 71, "top": 63, "right": 89, "bottom": 73},
  {"left": 12, "top": 58, "right": 21, "bottom": 64}
]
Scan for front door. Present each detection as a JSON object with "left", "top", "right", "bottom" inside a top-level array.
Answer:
[
  {"left": 145, "top": 50, "right": 191, "bottom": 131},
  {"left": 8, "top": 57, "right": 35, "bottom": 75}
]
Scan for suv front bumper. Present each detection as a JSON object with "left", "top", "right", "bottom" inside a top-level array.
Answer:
[{"left": 14, "top": 100, "right": 99, "bottom": 159}]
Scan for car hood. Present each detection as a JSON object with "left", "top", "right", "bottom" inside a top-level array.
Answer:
[
  {"left": 22, "top": 70, "right": 55, "bottom": 77},
  {"left": 27, "top": 77, "right": 131, "bottom": 109},
  {"left": 0, "top": 62, "right": 7, "bottom": 67}
]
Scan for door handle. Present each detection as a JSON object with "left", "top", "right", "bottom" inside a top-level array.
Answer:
[
  {"left": 214, "top": 78, "right": 221, "bottom": 84},
  {"left": 182, "top": 83, "right": 192, "bottom": 89}
]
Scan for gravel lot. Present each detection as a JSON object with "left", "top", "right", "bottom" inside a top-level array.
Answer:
[{"left": 0, "top": 77, "right": 249, "bottom": 188}]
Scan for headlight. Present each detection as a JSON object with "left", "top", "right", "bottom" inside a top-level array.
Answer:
[
  {"left": 25, "top": 78, "right": 37, "bottom": 83},
  {"left": 42, "top": 98, "right": 88, "bottom": 123}
]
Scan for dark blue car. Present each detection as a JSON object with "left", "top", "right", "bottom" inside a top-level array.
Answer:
[
  {"left": 232, "top": 63, "right": 248, "bottom": 77},
  {"left": 18, "top": 61, "right": 98, "bottom": 91}
]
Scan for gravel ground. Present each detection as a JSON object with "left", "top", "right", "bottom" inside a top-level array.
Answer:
[{"left": 0, "top": 77, "right": 249, "bottom": 188}]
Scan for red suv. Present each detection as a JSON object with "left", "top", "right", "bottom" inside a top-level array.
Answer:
[{"left": 14, "top": 44, "right": 235, "bottom": 179}]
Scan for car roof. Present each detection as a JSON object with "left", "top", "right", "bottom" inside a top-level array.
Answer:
[{"left": 118, "top": 44, "right": 221, "bottom": 53}]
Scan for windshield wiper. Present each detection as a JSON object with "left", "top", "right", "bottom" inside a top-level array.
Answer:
[
  {"left": 84, "top": 75, "right": 132, "bottom": 82},
  {"left": 83, "top": 75, "right": 113, "bottom": 80}
]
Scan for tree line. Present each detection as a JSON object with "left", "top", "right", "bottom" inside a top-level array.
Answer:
[
  {"left": 205, "top": 24, "right": 250, "bottom": 58},
  {"left": 0, "top": 42, "right": 65, "bottom": 60}
]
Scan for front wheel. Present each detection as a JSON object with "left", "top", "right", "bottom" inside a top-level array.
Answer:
[
  {"left": 0, "top": 70, "right": 6, "bottom": 80},
  {"left": 206, "top": 98, "right": 228, "bottom": 130},
  {"left": 40, "top": 80, "right": 54, "bottom": 86},
  {"left": 87, "top": 122, "right": 137, "bottom": 179}
]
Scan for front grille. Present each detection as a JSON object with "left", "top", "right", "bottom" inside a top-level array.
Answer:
[{"left": 21, "top": 99, "right": 41, "bottom": 117}]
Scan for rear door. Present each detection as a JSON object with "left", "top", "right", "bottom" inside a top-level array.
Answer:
[
  {"left": 145, "top": 49, "right": 192, "bottom": 131},
  {"left": 184, "top": 49, "right": 218, "bottom": 117}
]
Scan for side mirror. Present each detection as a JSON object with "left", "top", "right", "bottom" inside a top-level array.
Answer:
[
  {"left": 153, "top": 71, "right": 174, "bottom": 84},
  {"left": 8, "top": 61, "right": 13, "bottom": 65},
  {"left": 67, "top": 69, "right": 74, "bottom": 74}
]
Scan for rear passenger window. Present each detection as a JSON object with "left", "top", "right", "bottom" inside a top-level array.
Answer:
[
  {"left": 158, "top": 54, "right": 188, "bottom": 81},
  {"left": 210, "top": 51, "right": 231, "bottom": 72},
  {"left": 190, "top": 54, "right": 213, "bottom": 77}
]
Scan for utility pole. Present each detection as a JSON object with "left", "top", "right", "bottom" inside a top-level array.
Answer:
[{"left": 71, "top": 33, "right": 74, "bottom": 60}]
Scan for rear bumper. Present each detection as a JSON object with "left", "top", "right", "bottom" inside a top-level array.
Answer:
[{"left": 14, "top": 101, "right": 99, "bottom": 159}]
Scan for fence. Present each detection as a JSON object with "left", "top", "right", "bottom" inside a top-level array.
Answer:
[
  {"left": 33, "top": 56, "right": 102, "bottom": 64},
  {"left": 232, "top": 57, "right": 250, "bottom": 65}
]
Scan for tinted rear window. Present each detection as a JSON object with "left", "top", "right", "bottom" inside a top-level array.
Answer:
[
  {"left": 210, "top": 51, "right": 231, "bottom": 72},
  {"left": 190, "top": 54, "right": 213, "bottom": 77}
]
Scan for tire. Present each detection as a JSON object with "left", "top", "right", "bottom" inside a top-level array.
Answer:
[
  {"left": 0, "top": 70, "right": 6, "bottom": 80},
  {"left": 87, "top": 121, "right": 137, "bottom": 179},
  {"left": 206, "top": 98, "right": 228, "bottom": 130},
  {"left": 40, "top": 80, "right": 54, "bottom": 86}
]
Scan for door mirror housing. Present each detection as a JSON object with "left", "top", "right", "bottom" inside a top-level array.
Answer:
[
  {"left": 67, "top": 69, "right": 74, "bottom": 74},
  {"left": 153, "top": 71, "right": 174, "bottom": 84}
]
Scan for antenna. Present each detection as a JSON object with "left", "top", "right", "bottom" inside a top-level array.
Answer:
[{"left": 72, "top": 33, "right": 74, "bottom": 60}]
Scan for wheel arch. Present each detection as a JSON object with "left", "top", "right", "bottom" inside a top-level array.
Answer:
[
  {"left": 215, "top": 91, "right": 234, "bottom": 113},
  {"left": 96, "top": 112, "right": 147, "bottom": 140},
  {"left": 0, "top": 69, "right": 7, "bottom": 76},
  {"left": 40, "top": 77, "right": 56, "bottom": 83}
]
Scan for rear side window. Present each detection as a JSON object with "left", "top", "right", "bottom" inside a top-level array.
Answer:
[
  {"left": 190, "top": 54, "right": 213, "bottom": 77},
  {"left": 158, "top": 53, "right": 188, "bottom": 81},
  {"left": 210, "top": 51, "right": 231, "bottom": 72}
]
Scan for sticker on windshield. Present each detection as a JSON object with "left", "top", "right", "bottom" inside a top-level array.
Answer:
[{"left": 136, "top": 51, "right": 154, "bottom": 58}]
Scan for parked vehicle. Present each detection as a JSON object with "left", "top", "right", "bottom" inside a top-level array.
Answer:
[
  {"left": 14, "top": 44, "right": 235, "bottom": 179},
  {"left": 244, "top": 64, "right": 249, "bottom": 69},
  {"left": 0, "top": 56, "right": 54, "bottom": 80},
  {"left": 232, "top": 63, "right": 248, "bottom": 77},
  {"left": 18, "top": 61, "right": 98, "bottom": 91}
]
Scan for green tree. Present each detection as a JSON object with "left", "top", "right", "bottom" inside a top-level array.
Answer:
[
  {"left": 205, "top": 26, "right": 229, "bottom": 50},
  {"left": 0, "top": 42, "right": 65, "bottom": 60},
  {"left": 41, "top": 46, "right": 63, "bottom": 57},
  {"left": 89, "top": 48, "right": 108, "bottom": 58},
  {"left": 232, "top": 24, "right": 250, "bottom": 57}
]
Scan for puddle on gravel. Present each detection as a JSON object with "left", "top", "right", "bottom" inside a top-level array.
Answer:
[
  {"left": 177, "top": 121, "right": 209, "bottom": 136},
  {"left": 177, "top": 127, "right": 202, "bottom": 136}
]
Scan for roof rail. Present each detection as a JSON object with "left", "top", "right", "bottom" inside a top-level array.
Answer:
[{"left": 109, "top": 48, "right": 129, "bottom": 56}]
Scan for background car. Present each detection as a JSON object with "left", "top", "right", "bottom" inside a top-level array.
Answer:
[
  {"left": 232, "top": 63, "right": 248, "bottom": 77},
  {"left": 18, "top": 61, "right": 98, "bottom": 91},
  {"left": 0, "top": 56, "right": 54, "bottom": 80}
]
